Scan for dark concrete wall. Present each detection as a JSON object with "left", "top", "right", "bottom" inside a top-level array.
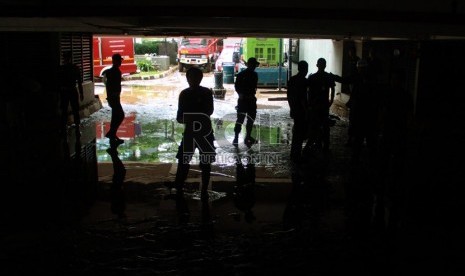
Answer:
[{"left": 0, "top": 32, "right": 98, "bottom": 227}]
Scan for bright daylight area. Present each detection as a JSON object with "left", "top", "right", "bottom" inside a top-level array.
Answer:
[{"left": 90, "top": 36, "right": 311, "bottom": 170}]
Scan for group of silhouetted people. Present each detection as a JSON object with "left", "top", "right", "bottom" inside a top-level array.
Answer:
[
  {"left": 58, "top": 52, "right": 127, "bottom": 217},
  {"left": 286, "top": 50, "right": 414, "bottom": 236},
  {"left": 173, "top": 57, "right": 263, "bottom": 201},
  {"left": 287, "top": 52, "right": 413, "bottom": 168},
  {"left": 287, "top": 58, "right": 336, "bottom": 163},
  {"left": 58, "top": 52, "right": 125, "bottom": 148},
  {"left": 58, "top": 48, "right": 413, "bottom": 231},
  {"left": 56, "top": 52, "right": 261, "bottom": 216}
]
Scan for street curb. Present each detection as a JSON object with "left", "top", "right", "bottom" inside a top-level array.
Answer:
[{"left": 122, "top": 66, "right": 178, "bottom": 81}]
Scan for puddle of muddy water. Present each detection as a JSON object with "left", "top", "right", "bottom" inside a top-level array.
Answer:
[
  {"left": 90, "top": 82, "right": 293, "bottom": 177},
  {"left": 95, "top": 112, "right": 292, "bottom": 173}
]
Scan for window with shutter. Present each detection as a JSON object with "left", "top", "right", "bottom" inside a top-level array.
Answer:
[{"left": 60, "top": 33, "right": 92, "bottom": 83}]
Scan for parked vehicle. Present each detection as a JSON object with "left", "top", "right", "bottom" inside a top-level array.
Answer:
[
  {"left": 215, "top": 47, "right": 241, "bottom": 72},
  {"left": 177, "top": 37, "right": 223, "bottom": 72},
  {"left": 215, "top": 37, "right": 242, "bottom": 73},
  {"left": 93, "top": 36, "right": 138, "bottom": 77}
]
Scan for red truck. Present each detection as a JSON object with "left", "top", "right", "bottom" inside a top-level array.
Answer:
[
  {"left": 93, "top": 36, "right": 138, "bottom": 77},
  {"left": 177, "top": 37, "right": 223, "bottom": 72}
]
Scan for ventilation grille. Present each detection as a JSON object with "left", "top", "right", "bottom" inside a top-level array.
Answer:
[{"left": 60, "top": 33, "right": 92, "bottom": 82}]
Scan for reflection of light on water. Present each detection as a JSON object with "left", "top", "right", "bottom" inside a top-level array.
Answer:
[
  {"left": 189, "top": 190, "right": 227, "bottom": 201},
  {"left": 94, "top": 115, "right": 292, "bottom": 166},
  {"left": 158, "top": 142, "right": 176, "bottom": 152},
  {"left": 156, "top": 153, "right": 178, "bottom": 163}
]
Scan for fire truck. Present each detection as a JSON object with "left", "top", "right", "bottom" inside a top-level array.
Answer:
[
  {"left": 93, "top": 36, "right": 138, "bottom": 77},
  {"left": 177, "top": 37, "right": 223, "bottom": 73}
]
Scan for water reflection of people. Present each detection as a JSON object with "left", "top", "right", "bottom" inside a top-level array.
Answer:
[
  {"left": 283, "top": 154, "right": 330, "bottom": 231},
  {"left": 283, "top": 162, "right": 306, "bottom": 230},
  {"left": 233, "top": 152, "right": 256, "bottom": 223},
  {"left": 107, "top": 145, "right": 126, "bottom": 218},
  {"left": 64, "top": 139, "right": 84, "bottom": 220},
  {"left": 175, "top": 195, "right": 190, "bottom": 224},
  {"left": 99, "top": 112, "right": 140, "bottom": 143},
  {"left": 174, "top": 194, "right": 211, "bottom": 225},
  {"left": 174, "top": 193, "right": 214, "bottom": 239},
  {"left": 201, "top": 199, "right": 211, "bottom": 224}
]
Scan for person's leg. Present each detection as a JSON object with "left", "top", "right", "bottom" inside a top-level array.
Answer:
[
  {"left": 365, "top": 128, "right": 379, "bottom": 163},
  {"left": 245, "top": 109, "right": 257, "bottom": 144},
  {"left": 174, "top": 138, "right": 193, "bottom": 195},
  {"left": 106, "top": 102, "right": 117, "bottom": 138},
  {"left": 303, "top": 114, "right": 321, "bottom": 154},
  {"left": 322, "top": 111, "right": 330, "bottom": 151},
  {"left": 174, "top": 161, "right": 190, "bottom": 194},
  {"left": 351, "top": 128, "right": 364, "bottom": 163},
  {"left": 114, "top": 104, "right": 125, "bottom": 137},
  {"left": 199, "top": 161, "right": 211, "bottom": 200},
  {"left": 233, "top": 112, "right": 246, "bottom": 145},
  {"left": 290, "top": 118, "right": 305, "bottom": 162},
  {"left": 106, "top": 101, "right": 125, "bottom": 142},
  {"left": 199, "top": 133, "right": 216, "bottom": 200},
  {"left": 346, "top": 108, "right": 354, "bottom": 146},
  {"left": 60, "top": 91, "right": 70, "bottom": 133},
  {"left": 245, "top": 99, "right": 258, "bottom": 144},
  {"left": 69, "top": 91, "right": 81, "bottom": 127}
]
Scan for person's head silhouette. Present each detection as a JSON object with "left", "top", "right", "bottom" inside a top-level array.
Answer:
[
  {"left": 246, "top": 57, "right": 260, "bottom": 69},
  {"left": 297, "top": 60, "right": 308, "bottom": 75},
  {"left": 186, "top": 67, "right": 203, "bottom": 88},
  {"left": 112, "top": 53, "right": 123, "bottom": 67},
  {"left": 316, "top": 58, "right": 326, "bottom": 71}
]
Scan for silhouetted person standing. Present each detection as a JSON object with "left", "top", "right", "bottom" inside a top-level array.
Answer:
[
  {"left": 102, "top": 54, "right": 125, "bottom": 146},
  {"left": 347, "top": 46, "right": 360, "bottom": 86},
  {"left": 378, "top": 69, "right": 413, "bottom": 233},
  {"left": 58, "top": 51, "right": 84, "bottom": 136},
  {"left": 306, "top": 58, "right": 336, "bottom": 152},
  {"left": 345, "top": 46, "right": 360, "bottom": 146},
  {"left": 287, "top": 60, "right": 309, "bottom": 163},
  {"left": 367, "top": 46, "right": 383, "bottom": 83},
  {"left": 380, "top": 69, "right": 413, "bottom": 161},
  {"left": 346, "top": 59, "right": 380, "bottom": 163},
  {"left": 233, "top": 57, "right": 260, "bottom": 147},
  {"left": 174, "top": 67, "right": 216, "bottom": 201}
]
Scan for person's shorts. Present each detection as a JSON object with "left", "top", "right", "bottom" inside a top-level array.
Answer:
[
  {"left": 176, "top": 132, "right": 216, "bottom": 164},
  {"left": 237, "top": 98, "right": 257, "bottom": 113}
]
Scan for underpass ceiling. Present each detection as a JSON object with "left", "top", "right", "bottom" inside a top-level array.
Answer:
[{"left": 1, "top": 1, "right": 465, "bottom": 40}]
